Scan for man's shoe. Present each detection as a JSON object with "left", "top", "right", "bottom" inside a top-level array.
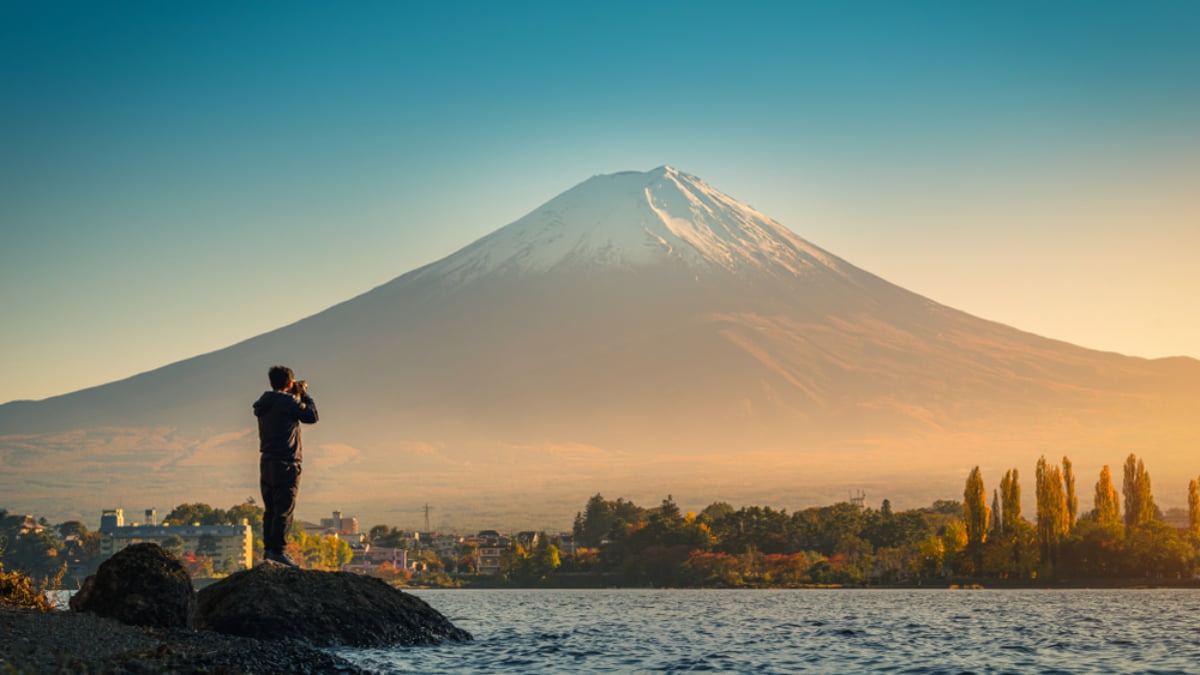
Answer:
[{"left": 264, "top": 551, "right": 300, "bottom": 568}]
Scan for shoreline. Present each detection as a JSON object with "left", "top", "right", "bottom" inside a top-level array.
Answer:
[
  {"left": 408, "top": 576, "right": 1200, "bottom": 591},
  {"left": 0, "top": 607, "right": 368, "bottom": 674}
]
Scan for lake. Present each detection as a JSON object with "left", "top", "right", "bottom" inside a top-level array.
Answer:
[{"left": 329, "top": 588, "right": 1200, "bottom": 673}]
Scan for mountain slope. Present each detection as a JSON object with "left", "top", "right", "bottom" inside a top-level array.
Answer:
[{"left": 2, "top": 167, "right": 1198, "bottom": 529}]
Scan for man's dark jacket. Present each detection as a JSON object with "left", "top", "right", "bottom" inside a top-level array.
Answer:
[{"left": 253, "top": 391, "right": 318, "bottom": 462}]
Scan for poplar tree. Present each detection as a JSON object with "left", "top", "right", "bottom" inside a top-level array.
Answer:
[
  {"left": 1093, "top": 465, "right": 1121, "bottom": 530},
  {"left": 1189, "top": 478, "right": 1200, "bottom": 535},
  {"left": 964, "top": 466, "right": 989, "bottom": 547},
  {"left": 1122, "top": 454, "right": 1155, "bottom": 529},
  {"left": 1035, "top": 456, "right": 1068, "bottom": 568},
  {"left": 1000, "top": 469, "right": 1021, "bottom": 534},
  {"left": 1063, "top": 456, "right": 1077, "bottom": 532},
  {"left": 991, "top": 489, "right": 1003, "bottom": 537}
]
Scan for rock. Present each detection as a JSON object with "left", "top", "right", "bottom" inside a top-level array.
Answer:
[
  {"left": 196, "top": 564, "right": 473, "bottom": 647},
  {"left": 69, "top": 542, "right": 196, "bottom": 629}
]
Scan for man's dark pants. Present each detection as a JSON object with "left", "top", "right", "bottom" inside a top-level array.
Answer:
[{"left": 260, "top": 458, "right": 301, "bottom": 555}]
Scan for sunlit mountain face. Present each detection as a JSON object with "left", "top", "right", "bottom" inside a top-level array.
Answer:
[{"left": 2, "top": 167, "right": 1198, "bottom": 529}]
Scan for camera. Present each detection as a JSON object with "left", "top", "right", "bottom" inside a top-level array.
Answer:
[{"left": 289, "top": 380, "right": 307, "bottom": 397}]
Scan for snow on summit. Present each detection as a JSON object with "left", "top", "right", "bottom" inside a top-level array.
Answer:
[{"left": 421, "top": 166, "right": 846, "bottom": 284}]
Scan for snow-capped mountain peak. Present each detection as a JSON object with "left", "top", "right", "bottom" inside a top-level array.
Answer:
[{"left": 420, "top": 166, "right": 844, "bottom": 284}]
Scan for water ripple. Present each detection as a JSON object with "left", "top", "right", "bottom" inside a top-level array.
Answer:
[{"left": 329, "top": 588, "right": 1200, "bottom": 674}]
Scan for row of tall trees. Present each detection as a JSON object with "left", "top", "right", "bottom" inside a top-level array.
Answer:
[
  {"left": 551, "top": 454, "right": 1200, "bottom": 587},
  {"left": 960, "top": 453, "right": 1199, "bottom": 581}
]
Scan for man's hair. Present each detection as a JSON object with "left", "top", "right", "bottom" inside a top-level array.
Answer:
[{"left": 268, "top": 365, "right": 294, "bottom": 391}]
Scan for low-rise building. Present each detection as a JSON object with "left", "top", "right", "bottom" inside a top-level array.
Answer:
[
  {"left": 467, "top": 530, "right": 511, "bottom": 575},
  {"left": 97, "top": 508, "right": 253, "bottom": 571},
  {"left": 318, "top": 510, "right": 359, "bottom": 535},
  {"left": 342, "top": 545, "right": 408, "bottom": 573},
  {"left": 413, "top": 531, "right": 464, "bottom": 561}
]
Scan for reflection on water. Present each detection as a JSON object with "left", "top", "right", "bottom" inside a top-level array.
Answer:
[{"left": 333, "top": 588, "right": 1200, "bottom": 674}]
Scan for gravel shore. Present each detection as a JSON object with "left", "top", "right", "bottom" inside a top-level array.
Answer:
[{"left": 0, "top": 607, "right": 369, "bottom": 674}]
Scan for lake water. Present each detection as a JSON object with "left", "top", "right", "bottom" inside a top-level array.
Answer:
[{"left": 331, "top": 588, "right": 1200, "bottom": 674}]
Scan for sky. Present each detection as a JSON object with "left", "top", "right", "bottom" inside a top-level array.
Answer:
[{"left": 2, "top": 1, "right": 1198, "bottom": 405}]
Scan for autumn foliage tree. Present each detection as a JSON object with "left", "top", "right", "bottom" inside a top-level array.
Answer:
[
  {"left": 1063, "top": 457, "right": 1077, "bottom": 533},
  {"left": 1035, "top": 456, "right": 1069, "bottom": 572},
  {"left": 1093, "top": 465, "right": 1121, "bottom": 530},
  {"left": 963, "top": 466, "right": 988, "bottom": 573},
  {"left": 1189, "top": 478, "right": 1200, "bottom": 535},
  {"left": 1122, "top": 454, "right": 1155, "bottom": 530},
  {"left": 999, "top": 469, "right": 1021, "bottom": 534}
]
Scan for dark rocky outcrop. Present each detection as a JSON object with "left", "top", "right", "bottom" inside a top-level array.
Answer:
[
  {"left": 197, "top": 564, "right": 472, "bottom": 647},
  {"left": 69, "top": 542, "right": 196, "bottom": 629}
]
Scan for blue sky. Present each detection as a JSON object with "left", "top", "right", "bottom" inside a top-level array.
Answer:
[{"left": 2, "top": 1, "right": 1198, "bottom": 403}]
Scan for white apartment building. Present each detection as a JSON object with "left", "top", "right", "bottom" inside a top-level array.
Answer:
[{"left": 98, "top": 508, "right": 253, "bottom": 571}]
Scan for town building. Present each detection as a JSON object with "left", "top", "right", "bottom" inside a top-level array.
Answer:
[
  {"left": 318, "top": 510, "right": 359, "bottom": 535},
  {"left": 97, "top": 508, "right": 253, "bottom": 571},
  {"left": 467, "top": 530, "right": 511, "bottom": 575},
  {"left": 341, "top": 545, "right": 408, "bottom": 574},
  {"left": 413, "top": 531, "right": 464, "bottom": 561}
]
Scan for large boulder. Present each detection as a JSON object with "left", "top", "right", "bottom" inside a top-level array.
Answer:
[
  {"left": 69, "top": 542, "right": 196, "bottom": 629},
  {"left": 196, "top": 564, "right": 472, "bottom": 647}
]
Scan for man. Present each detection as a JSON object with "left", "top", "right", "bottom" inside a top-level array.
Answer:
[{"left": 253, "top": 365, "right": 318, "bottom": 567}]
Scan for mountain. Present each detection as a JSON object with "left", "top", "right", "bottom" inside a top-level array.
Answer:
[{"left": 3, "top": 166, "right": 1198, "bottom": 530}]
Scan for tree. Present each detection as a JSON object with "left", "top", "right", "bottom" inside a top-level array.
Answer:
[
  {"left": 226, "top": 500, "right": 264, "bottom": 540},
  {"left": 163, "top": 503, "right": 220, "bottom": 526},
  {"left": 963, "top": 467, "right": 989, "bottom": 547},
  {"left": 1035, "top": 456, "right": 1069, "bottom": 571},
  {"left": 3, "top": 530, "right": 62, "bottom": 580},
  {"left": 990, "top": 490, "right": 1002, "bottom": 538},
  {"left": 1000, "top": 469, "right": 1021, "bottom": 534},
  {"left": 1063, "top": 456, "right": 1077, "bottom": 533},
  {"left": 1093, "top": 465, "right": 1121, "bottom": 530},
  {"left": 56, "top": 521, "right": 89, "bottom": 540},
  {"left": 573, "top": 494, "right": 647, "bottom": 548},
  {"left": 1122, "top": 454, "right": 1155, "bottom": 529},
  {"left": 196, "top": 534, "right": 219, "bottom": 558},
  {"left": 369, "top": 526, "right": 408, "bottom": 549},
  {"left": 161, "top": 535, "right": 186, "bottom": 558},
  {"left": 369, "top": 524, "right": 391, "bottom": 542},
  {"left": 1189, "top": 478, "right": 1200, "bottom": 535}
]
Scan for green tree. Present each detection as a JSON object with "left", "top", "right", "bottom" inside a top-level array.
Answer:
[
  {"left": 573, "top": 494, "right": 647, "bottom": 548},
  {"left": 196, "top": 534, "right": 219, "bottom": 558},
  {"left": 56, "top": 521, "right": 89, "bottom": 540},
  {"left": 916, "top": 534, "right": 945, "bottom": 578},
  {"left": 4, "top": 530, "right": 62, "bottom": 580},
  {"left": 368, "top": 526, "right": 408, "bottom": 549},
  {"left": 700, "top": 501, "right": 735, "bottom": 526},
  {"left": 1124, "top": 520, "right": 1195, "bottom": 579},
  {"left": 531, "top": 535, "right": 561, "bottom": 580},
  {"left": 963, "top": 466, "right": 989, "bottom": 547},
  {"left": 161, "top": 535, "right": 186, "bottom": 558},
  {"left": 226, "top": 500, "right": 264, "bottom": 541},
  {"left": 163, "top": 503, "right": 220, "bottom": 526},
  {"left": 963, "top": 466, "right": 988, "bottom": 574}
]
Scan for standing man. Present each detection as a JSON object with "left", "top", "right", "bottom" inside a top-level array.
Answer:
[{"left": 253, "top": 365, "right": 318, "bottom": 567}]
